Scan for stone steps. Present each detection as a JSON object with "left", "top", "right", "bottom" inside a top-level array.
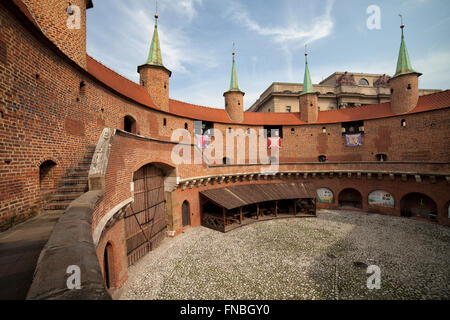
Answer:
[{"left": 43, "top": 146, "right": 95, "bottom": 214}]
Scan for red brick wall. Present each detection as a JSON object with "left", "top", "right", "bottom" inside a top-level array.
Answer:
[
  {"left": 1, "top": 2, "right": 449, "bottom": 235},
  {"left": 21, "top": 0, "right": 88, "bottom": 69}
]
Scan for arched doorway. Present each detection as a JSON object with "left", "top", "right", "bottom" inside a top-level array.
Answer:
[
  {"left": 124, "top": 115, "right": 136, "bottom": 134},
  {"left": 182, "top": 201, "right": 190, "bottom": 227},
  {"left": 401, "top": 193, "right": 437, "bottom": 221},
  {"left": 103, "top": 243, "right": 114, "bottom": 289},
  {"left": 124, "top": 164, "right": 167, "bottom": 266},
  {"left": 338, "top": 188, "right": 362, "bottom": 208},
  {"left": 39, "top": 160, "right": 57, "bottom": 190}
]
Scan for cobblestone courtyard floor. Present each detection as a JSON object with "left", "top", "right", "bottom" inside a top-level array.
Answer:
[{"left": 118, "top": 209, "right": 450, "bottom": 300}]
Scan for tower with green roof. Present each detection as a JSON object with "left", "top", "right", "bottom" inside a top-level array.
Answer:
[
  {"left": 389, "top": 18, "right": 422, "bottom": 114},
  {"left": 224, "top": 52, "right": 245, "bottom": 123},
  {"left": 299, "top": 51, "right": 319, "bottom": 123},
  {"left": 138, "top": 14, "right": 172, "bottom": 111}
]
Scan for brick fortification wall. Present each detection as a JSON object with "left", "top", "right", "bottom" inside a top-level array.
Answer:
[
  {"left": 1, "top": 1, "right": 450, "bottom": 230},
  {"left": 1, "top": 0, "right": 450, "bottom": 295}
]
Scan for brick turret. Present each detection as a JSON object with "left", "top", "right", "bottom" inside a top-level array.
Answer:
[
  {"left": 138, "top": 14, "right": 171, "bottom": 112},
  {"left": 389, "top": 22, "right": 422, "bottom": 114},
  {"left": 224, "top": 52, "right": 244, "bottom": 123}
]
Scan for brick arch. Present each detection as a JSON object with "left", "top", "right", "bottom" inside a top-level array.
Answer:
[
  {"left": 315, "top": 186, "right": 337, "bottom": 205},
  {"left": 337, "top": 187, "right": 363, "bottom": 209},
  {"left": 35, "top": 156, "right": 61, "bottom": 168}
]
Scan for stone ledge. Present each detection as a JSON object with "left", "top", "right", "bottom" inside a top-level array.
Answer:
[{"left": 26, "top": 191, "right": 111, "bottom": 300}]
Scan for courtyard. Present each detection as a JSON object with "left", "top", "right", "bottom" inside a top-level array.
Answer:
[{"left": 118, "top": 209, "right": 450, "bottom": 300}]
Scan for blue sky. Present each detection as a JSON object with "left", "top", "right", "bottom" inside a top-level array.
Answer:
[{"left": 86, "top": 0, "right": 450, "bottom": 110}]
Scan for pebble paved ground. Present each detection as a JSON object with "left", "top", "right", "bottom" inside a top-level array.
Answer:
[{"left": 118, "top": 209, "right": 450, "bottom": 300}]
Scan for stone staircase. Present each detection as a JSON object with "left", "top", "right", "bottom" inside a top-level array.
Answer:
[{"left": 43, "top": 145, "right": 96, "bottom": 214}]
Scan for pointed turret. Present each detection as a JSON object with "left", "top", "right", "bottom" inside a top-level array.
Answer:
[
  {"left": 224, "top": 52, "right": 245, "bottom": 123},
  {"left": 146, "top": 14, "right": 164, "bottom": 66},
  {"left": 299, "top": 51, "right": 319, "bottom": 123},
  {"left": 389, "top": 18, "right": 421, "bottom": 114},
  {"left": 300, "top": 53, "right": 315, "bottom": 95},
  {"left": 138, "top": 14, "right": 172, "bottom": 112},
  {"left": 394, "top": 25, "right": 419, "bottom": 77}
]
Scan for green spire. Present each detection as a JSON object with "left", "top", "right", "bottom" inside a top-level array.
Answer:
[
  {"left": 394, "top": 24, "right": 418, "bottom": 77},
  {"left": 145, "top": 14, "right": 163, "bottom": 66},
  {"left": 228, "top": 52, "right": 240, "bottom": 91},
  {"left": 300, "top": 53, "right": 315, "bottom": 95}
]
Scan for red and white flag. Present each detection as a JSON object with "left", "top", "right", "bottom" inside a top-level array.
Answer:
[{"left": 268, "top": 137, "right": 281, "bottom": 149}]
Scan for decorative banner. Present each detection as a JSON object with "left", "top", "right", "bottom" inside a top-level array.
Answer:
[
  {"left": 368, "top": 190, "right": 394, "bottom": 208},
  {"left": 195, "top": 134, "right": 210, "bottom": 149},
  {"left": 317, "top": 188, "right": 334, "bottom": 204},
  {"left": 268, "top": 137, "right": 281, "bottom": 149},
  {"left": 345, "top": 133, "right": 362, "bottom": 146}
]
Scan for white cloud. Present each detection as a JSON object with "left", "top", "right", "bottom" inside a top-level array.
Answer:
[
  {"left": 227, "top": 0, "right": 334, "bottom": 47},
  {"left": 415, "top": 50, "right": 450, "bottom": 89},
  {"left": 158, "top": 0, "right": 203, "bottom": 22}
]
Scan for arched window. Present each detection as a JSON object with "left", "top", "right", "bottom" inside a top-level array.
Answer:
[
  {"left": 39, "top": 160, "right": 57, "bottom": 190},
  {"left": 359, "top": 78, "right": 369, "bottom": 86},
  {"left": 376, "top": 153, "right": 387, "bottom": 162},
  {"left": 318, "top": 155, "right": 328, "bottom": 162},
  {"left": 401, "top": 119, "right": 406, "bottom": 127},
  {"left": 407, "top": 84, "right": 411, "bottom": 90},
  {"left": 223, "top": 157, "right": 231, "bottom": 165},
  {"left": 124, "top": 115, "right": 136, "bottom": 134},
  {"left": 184, "top": 123, "right": 188, "bottom": 130},
  {"left": 163, "top": 118, "right": 167, "bottom": 126}
]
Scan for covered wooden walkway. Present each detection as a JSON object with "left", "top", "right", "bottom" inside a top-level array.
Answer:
[{"left": 200, "top": 183, "right": 316, "bottom": 232}]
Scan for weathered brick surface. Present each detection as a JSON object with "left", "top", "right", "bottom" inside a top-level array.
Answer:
[
  {"left": 299, "top": 92, "right": 319, "bottom": 123},
  {"left": 138, "top": 65, "right": 170, "bottom": 112},
  {"left": 390, "top": 73, "right": 419, "bottom": 114},
  {"left": 1, "top": 0, "right": 450, "bottom": 293},
  {"left": 21, "top": 0, "right": 88, "bottom": 69},
  {"left": 224, "top": 91, "right": 244, "bottom": 123}
]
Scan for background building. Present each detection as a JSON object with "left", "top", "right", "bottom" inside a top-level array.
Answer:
[{"left": 248, "top": 72, "right": 440, "bottom": 112}]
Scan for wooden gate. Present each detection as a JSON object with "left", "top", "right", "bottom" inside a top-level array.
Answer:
[{"left": 124, "top": 164, "right": 167, "bottom": 266}]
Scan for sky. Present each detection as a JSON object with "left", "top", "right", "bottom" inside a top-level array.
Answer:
[{"left": 86, "top": 0, "right": 450, "bottom": 110}]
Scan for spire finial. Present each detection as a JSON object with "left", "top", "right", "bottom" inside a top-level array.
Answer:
[
  {"left": 155, "top": 0, "right": 159, "bottom": 21},
  {"left": 399, "top": 14, "right": 404, "bottom": 28},
  {"left": 232, "top": 42, "right": 235, "bottom": 57},
  {"left": 305, "top": 44, "right": 308, "bottom": 57}
]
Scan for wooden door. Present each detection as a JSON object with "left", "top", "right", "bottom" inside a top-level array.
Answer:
[{"left": 124, "top": 164, "right": 166, "bottom": 266}]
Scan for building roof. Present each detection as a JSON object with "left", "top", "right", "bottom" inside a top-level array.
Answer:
[{"left": 200, "top": 182, "right": 315, "bottom": 210}]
